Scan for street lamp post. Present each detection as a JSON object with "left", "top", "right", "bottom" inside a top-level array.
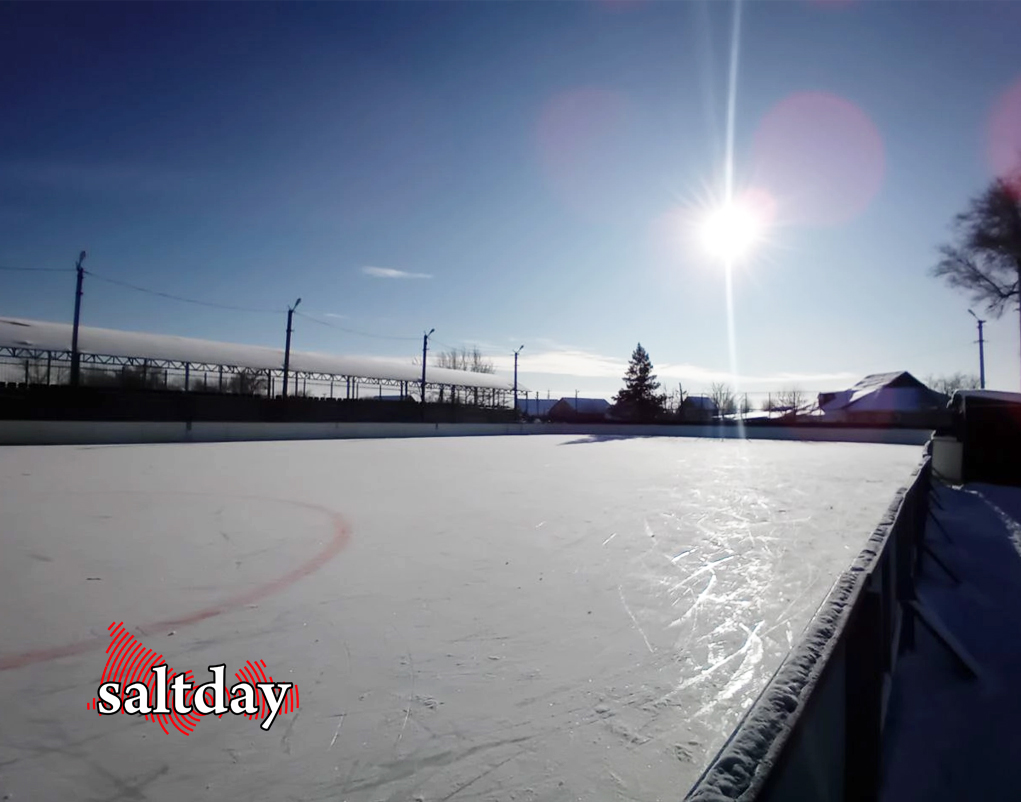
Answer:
[
  {"left": 70, "top": 251, "right": 87, "bottom": 387},
  {"left": 969, "top": 309, "right": 987, "bottom": 390},
  {"left": 513, "top": 345, "right": 524, "bottom": 412},
  {"left": 282, "top": 298, "right": 301, "bottom": 398},
  {"left": 421, "top": 328, "right": 434, "bottom": 406}
]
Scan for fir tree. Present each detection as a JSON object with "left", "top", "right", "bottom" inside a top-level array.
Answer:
[{"left": 614, "top": 343, "right": 667, "bottom": 421}]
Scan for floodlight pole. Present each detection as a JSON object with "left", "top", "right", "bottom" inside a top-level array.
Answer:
[
  {"left": 421, "top": 328, "right": 434, "bottom": 406},
  {"left": 70, "top": 250, "right": 86, "bottom": 387},
  {"left": 513, "top": 345, "right": 524, "bottom": 411},
  {"left": 969, "top": 309, "right": 986, "bottom": 390},
  {"left": 282, "top": 298, "right": 301, "bottom": 398}
]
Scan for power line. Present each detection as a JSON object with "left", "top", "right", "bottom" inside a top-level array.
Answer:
[
  {"left": 432, "top": 339, "right": 500, "bottom": 356},
  {"left": 83, "top": 270, "right": 283, "bottom": 314},
  {"left": 294, "top": 310, "right": 419, "bottom": 342},
  {"left": 0, "top": 264, "right": 73, "bottom": 273}
]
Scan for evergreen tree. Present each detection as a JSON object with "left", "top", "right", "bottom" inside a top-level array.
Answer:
[{"left": 614, "top": 343, "right": 666, "bottom": 421}]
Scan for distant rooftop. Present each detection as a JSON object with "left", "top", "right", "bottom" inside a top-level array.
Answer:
[
  {"left": 819, "top": 371, "right": 947, "bottom": 414},
  {"left": 552, "top": 397, "right": 611, "bottom": 415},
  {"left": 952, "top": 389, "right": 1021, "bottom": 406},
  {"left": 516, "top": 398, "right": 559, "bottom": 416}
]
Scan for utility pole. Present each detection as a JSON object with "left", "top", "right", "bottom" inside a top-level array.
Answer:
[
  {"left": 421, "top": 328, "right": 434, "bottom": 406},
  {"left": 513, "top": 345, "right": 524, "bottom": 412},
  {"left": 282, "top": 298, "right": 301, "bottom": 398},
  {"left": 969, "top": 309, "right": 986, "bottom": 390},
  {"left": 70, "top": 251, "right": 86, "bottom": 387}
]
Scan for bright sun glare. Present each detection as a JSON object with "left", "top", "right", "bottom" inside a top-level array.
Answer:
[{"left": 701, "top": 201, "right": 763, "bottom": 263}]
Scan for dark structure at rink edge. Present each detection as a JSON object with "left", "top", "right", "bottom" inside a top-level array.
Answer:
[
  {"left": 0, "top": 383, "right": 950, "bottom": 429},
  {"left": 949, "top": 390, "right": 1021, "bottom": 488},
  {"left": 685, "top": 458, "right": 932, "bottom": 802},
  {"left": 0, "top": 384, "right": 519, "bottom": 424}
]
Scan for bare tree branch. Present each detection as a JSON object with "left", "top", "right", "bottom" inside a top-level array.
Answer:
[{"left": 932, "top": 175, "right": 1021, "bottom": 318}]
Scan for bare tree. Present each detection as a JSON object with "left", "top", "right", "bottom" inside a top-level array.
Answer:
[
  {"left": 664, "top": 387, "right": 683, "bottom": 415},
  {"left": 740, "top": 394, "right": 753, "bottom": 418},
  {"left": 925, "top": 372, "right": 981, "bottom": 397},
  {"left": 116, "top": 364, "right": 166, "bottom": 390},
  {"left": 18, "top": 358, "right": 49, "bottom": 384},
  {"left": 932, "top": 169, "right": 1021, "bottom": 381},
  {"left": 434, "top": 345, "right": 495, "bottom": 374},
  {"left": 775, "top": 387, "right": 808, "bottom": 417},
  {"left": 229, "top": 369, "right": 268, "bottom": 395},
  {"left": 709, "top": 382, "right": 737, "bottom": 419}
]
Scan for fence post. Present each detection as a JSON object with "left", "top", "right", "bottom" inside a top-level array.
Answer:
[{"left": 844, "top": 587, "right": 883, "bottom": 802}]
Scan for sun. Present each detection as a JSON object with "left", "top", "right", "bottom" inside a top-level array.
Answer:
[{"left": 701, "top": 199, "right": 764, "bottom": 263}]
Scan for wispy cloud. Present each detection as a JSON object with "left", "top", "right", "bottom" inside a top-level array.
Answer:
[
  {"left": 494, "top": 345, "right": 858, "bottom": 389},
  {"left": 361, "top": 266, "right": 433, "bottom": 280}
]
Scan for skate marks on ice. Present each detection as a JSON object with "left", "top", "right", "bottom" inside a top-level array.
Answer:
[{"left": 591, "top": 455, "right": 862, "bottom": 779}]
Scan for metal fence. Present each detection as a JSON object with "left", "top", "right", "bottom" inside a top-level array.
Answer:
[{"left": 0, "top": 348, "right": 511, "bottom": 407}]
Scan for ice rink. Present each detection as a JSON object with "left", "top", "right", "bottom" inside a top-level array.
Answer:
[{"left": 0, "top": 435, "right": 923, "bottom": 802}]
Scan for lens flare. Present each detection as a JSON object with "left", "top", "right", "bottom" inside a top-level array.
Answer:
[{"left": 988, "top": 75, "right": 1021, "bottom": 196}]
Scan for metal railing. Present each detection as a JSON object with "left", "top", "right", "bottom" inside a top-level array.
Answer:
[{"left": 0, "top": 349, "right": 510, "bottom": 406}]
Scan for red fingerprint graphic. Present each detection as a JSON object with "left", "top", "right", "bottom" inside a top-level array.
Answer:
[
  {"left": 234, "top": 660, "right": 300, "bottom": 726},
  {"left": 87, "top": 623, "right": 299, "bottom": 735}
]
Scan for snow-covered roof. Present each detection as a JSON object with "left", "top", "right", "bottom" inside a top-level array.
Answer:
[
  {"left": 819, "top": 372, "right": 947, "bottom": 414},
  {"left": 516, "top": 398, "right": 559, "bottom": 416},
  {"left": 552, "top": 397, "right": 611, "bottom": 415},
  {"left": 952, "top": 390, "right": 1021, "bottom": 406},
  {"left": 0, "top": 317, "right": 519, "bottom": 391}
]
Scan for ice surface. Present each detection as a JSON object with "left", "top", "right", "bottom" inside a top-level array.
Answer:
[{"left": 0, "top": 436, "right": 921, "bottom": 801}]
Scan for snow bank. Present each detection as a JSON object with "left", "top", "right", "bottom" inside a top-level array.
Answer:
[{"left": 879, "top": 481, "right": 1021, "bottom": 801}]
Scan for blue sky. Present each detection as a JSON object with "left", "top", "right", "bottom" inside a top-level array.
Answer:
[{"left": 2, "top": 0, "right": 1020, "bottom": 400}]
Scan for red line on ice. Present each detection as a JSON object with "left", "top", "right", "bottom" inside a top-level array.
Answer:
[{"left": 0, "top": 500, "right": 351, "bottom": 672}]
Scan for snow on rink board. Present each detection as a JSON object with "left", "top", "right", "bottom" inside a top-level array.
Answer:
[{"left": 0, "top": 435, "right": 923, "bottom": 802}]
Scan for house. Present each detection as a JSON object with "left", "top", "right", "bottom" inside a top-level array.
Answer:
[
  {"left": 681, "top": 395, "right": 719, "bottom": 423},
  {"left": 516, "top": 398, "right": 560, "bottom": 419},
  {"left": 547, "top": 397, "right": 611, "bottom": 423},
  {"left": 817, "top": 372, "right": 950, "bottom": 425}
]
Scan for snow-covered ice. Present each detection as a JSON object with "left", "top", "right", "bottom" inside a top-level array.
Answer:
[{"left": 0, "top": 435, "right": 922, "bottom": 801}]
